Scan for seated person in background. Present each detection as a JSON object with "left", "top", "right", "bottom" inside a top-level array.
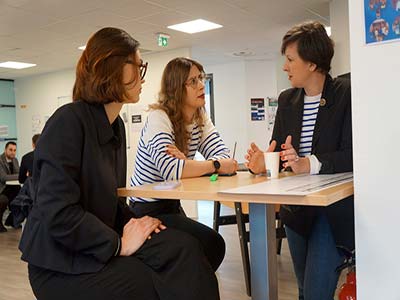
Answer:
[
  {"left": 245, "top": 21, "right": 354, "bottom": 300},
  {"left": 19, "top": 134, "right": 40, "bottom": 184},
  {"left": 19, "top": 27, "right": 221, "bottom": 300},
  {"left": 130, "top": 57, "right": 237, "bottom": 271},
  {"left": 0, "top": 141, "right": 20, "bottom": 232}
]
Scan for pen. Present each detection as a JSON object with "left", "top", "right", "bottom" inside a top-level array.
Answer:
[{"left": 232, "top": 141, "right": 237, "bottom": 160}]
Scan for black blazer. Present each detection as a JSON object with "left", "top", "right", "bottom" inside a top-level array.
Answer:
[
  {"left": 273, "top": 75, "right": 355, "bottom": 250},
  {"left": 18, "top": 150, "right": 34, "bottom": 183},
  {"left": 19, "top": 101, "right": 133, "bottom": 274}
]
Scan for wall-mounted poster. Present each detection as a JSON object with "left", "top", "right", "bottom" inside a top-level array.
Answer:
[
  {"left": 251, "top": 98, "right": 265, "bottom": 121},
  {"left": 267, "top": 97, "right": 278, "bottom": 131},
  {"left": 364, "top": 0, "right": 400, "bottom": 44}
]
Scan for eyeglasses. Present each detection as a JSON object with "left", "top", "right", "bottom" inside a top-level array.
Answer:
[
  {"left": 126, "top": 59, "right": 148, "bottom": 80},
  {"left": 139, "top": 61, "right": 148, "bottom": 80},
  {"left": 185, "top": 73, "right": 206, "bottom": 88}
]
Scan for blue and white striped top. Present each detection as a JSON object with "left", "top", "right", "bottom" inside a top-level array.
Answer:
[
  {"left": 298, "top": 94, "right": 321, "bottom": 157},
  {"left": 129, "top": 109, "right": 230, "bottom": 203}
]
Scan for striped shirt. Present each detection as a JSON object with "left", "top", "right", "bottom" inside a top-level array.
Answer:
[
  {"left": 299, "top": 94, "right": 321, "bottom": 157},
  {"left": 129, "top": 109, "right": 230, "bottom": 203}
]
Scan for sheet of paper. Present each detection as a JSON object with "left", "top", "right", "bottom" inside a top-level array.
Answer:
[{"left": 219, "top": 172, "right": 353, "bottom": 196}]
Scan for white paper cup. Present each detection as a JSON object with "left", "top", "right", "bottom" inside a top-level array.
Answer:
[{"left": 264, "top": 152, "right": 280, "bottom": 179}]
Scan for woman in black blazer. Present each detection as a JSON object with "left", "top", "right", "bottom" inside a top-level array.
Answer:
[
  {"left": 19, "top": 27, "right": 220, "bottom": 300},
  {"left": 245, "top": 21, "right": 354, "bottom": 300}
]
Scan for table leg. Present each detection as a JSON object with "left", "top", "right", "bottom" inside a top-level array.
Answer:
[{"left": 249, "top": 203, "right": 278, "bottom": 300}]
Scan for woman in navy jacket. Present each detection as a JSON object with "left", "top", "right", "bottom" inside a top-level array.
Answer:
[
  {"left": 246, "top": 21, "right": 354, "bottom": 300},
  {"left": 19, "top": 27, "right": 220, "bottom": 300}
]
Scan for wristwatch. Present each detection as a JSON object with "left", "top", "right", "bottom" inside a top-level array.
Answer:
[{"left": 213, "top": 160, "right": 221, "bottom": 173}]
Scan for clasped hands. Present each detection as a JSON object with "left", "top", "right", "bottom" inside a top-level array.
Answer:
[
  {"left": 244, "top": 135, "right": 310, "bottom": 175},
  {"left": 120, "top": 216, "right": 166, "bottom": 256},
  {"left": 166, "top": 144, "right": 237, "bottom": 174}
]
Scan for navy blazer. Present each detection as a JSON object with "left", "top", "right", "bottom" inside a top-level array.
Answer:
[
  {"left": 18, "top": 150, "right": 34, "bottom": 183},
  {"left": 273, "top": 75, "right": 355, "bottom": 250},
  {"left": 19, "top": 101, "right": 134, "bottom": 274}
]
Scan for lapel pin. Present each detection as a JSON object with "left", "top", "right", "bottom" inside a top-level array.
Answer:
[{"left": 320, "top": 98, "right": 326, "bottom": 107}]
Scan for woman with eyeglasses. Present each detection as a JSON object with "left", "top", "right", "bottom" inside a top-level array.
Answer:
[
  {"left": 19, "top": 29, "right": 221, "bottom": 300},
  {"left": 129, "top": 57, "right": 237, "bottom": 273}
]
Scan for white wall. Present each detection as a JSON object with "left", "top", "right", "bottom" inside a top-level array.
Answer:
[
  {"left": 349, "top": 1, "right": 400, "bottom": 299},
  {"left": 204, "top": 61, "right": 247, "bottom": 160},
  {"left": 330, "top": 0, "right": 351, "bottom": 76},
  {"left": 275, "top": 55, "right": 291, "bottom": 94},
  {"left": 204, "top": 59, "right": 277, "bottom": 162},
  {"left": 245, "top": 60, "right": 278, "bottom": 150},
  {"left": 15, "top": 69, "right": 75, "bottom": 156}
]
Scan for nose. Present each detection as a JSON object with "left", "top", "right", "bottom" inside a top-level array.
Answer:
[{"left": 282, "top": 61, "right": 289, "bottom": 72}]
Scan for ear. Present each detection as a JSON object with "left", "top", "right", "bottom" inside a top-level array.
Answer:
[{"left": 309, "top": 63, "right": 317, "bottom": 72}]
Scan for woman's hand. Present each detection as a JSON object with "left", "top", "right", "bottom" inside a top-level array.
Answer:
[
  {"left": 166, "top": 144, "right": 186, "bottom": 160},
  {"left": 218, "top": 158, "right": 238, "bottom": 174},
  {"left": 119, "top": 216, "right": 166, "bottom": 256},
  {"left": 244, "top": 141, "right": 277, "bottom": 174},
  {"left": 280, "top": 135, "right": 310, "bottom": 174}
]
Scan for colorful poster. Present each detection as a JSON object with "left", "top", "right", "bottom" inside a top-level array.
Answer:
[
  {"left": 250, "top": 98, "right": 265, "bottom": 121},
  {"left": 364, "top": 0, "right": 400, "bottom": 44}
]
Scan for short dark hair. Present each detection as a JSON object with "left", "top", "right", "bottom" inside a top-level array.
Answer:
[
  {"left": 73, "top": 27, "right": 140, "bottom": 104},
  {"left": 281, "top": 21, "right": 334, "bottom": 74},
  {"left": 32, "top": 134, "right": 40, "bottom": 146},
  {"left": 5, "top": 141, "right": 16, "bottom": 149}
]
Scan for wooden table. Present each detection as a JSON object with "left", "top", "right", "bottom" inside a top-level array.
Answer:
[
  {"left": 5, "top": 180, "right": 20, "bottom": 186},
  {"left": 118, "top": 172, "right": 354, "bottom": 300}
]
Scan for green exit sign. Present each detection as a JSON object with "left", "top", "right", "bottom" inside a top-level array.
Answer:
[{"left": 157, "top": 34, "right": 169, "bottom": 47}]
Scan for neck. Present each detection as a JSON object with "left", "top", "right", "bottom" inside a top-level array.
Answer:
[
  {"left": 183, "top": 106, "right": 196, "bottom": 123},
  {"left": 303, "top": 73, "right": 326, "bottom": 97},
  {"left": 104, "top": 102, "right": 123, "bottom": 124}
]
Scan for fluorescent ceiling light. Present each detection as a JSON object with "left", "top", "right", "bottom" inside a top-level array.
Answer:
[
  {"left": 0, "top": 61, "right": 36, "bottom": 69},
  {"left": 78, "top": 45, "right": 86, "bottom": 50},
  {"left": 325, "top": 26, "right": 331, "bottom": 36},
  {"left": 168, "top": 19, "right": 222, "bottom": 34}
]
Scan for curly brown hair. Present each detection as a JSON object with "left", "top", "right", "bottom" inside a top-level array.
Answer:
[
  {"left": 149, "top": 57, "right": 205, "bottom": 155},
  {"left": 73, "top": 27, "right": 140, "bottom": 104}
]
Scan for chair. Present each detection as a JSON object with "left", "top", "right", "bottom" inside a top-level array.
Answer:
[{"left": 213, "top": 201, "right": 286, "bottom": 297}]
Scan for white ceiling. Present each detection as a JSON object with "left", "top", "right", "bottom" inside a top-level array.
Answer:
[{"left": 0, "top": 0, "right": 330, "bottom": 79}]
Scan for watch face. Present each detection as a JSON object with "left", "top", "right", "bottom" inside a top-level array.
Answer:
[{"left": 213, "top": 160, "right": 221, "bottom": 170}]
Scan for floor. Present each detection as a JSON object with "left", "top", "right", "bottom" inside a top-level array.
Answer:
[{"left": 0, "top": 201, "right": 344, "bottom": 300}]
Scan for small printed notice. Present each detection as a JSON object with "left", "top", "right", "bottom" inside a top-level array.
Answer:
[
  {"left": 219, "top": 173, "right": 353, "bottom": 196},
  {"left": 251, "top": 98, "right": 265, "bottom": 121},
  {"left": 0, "top": 125, "right": 8, "bottom": 137},
  {"left": 132, "top": 115, "right": 142, "bottom": 123},
  {"left": 267, "top": 97, "right": 278, "bottom": 131},
  {"left": 32, "top": 115, "right": 42, "bottom": 135}
]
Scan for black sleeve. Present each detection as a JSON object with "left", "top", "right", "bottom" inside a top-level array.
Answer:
[
  {"left": 316, "top": 86, "right": 353, "bottom": 174},
  {"left": 271, "top": 95, "right": 287, "bottom": 170},
  {"left": 34, "top": 106, "right": 119, "bottom": 263},
  {"left": 18, "top": 156, "right": 27, "bottom": 183}
]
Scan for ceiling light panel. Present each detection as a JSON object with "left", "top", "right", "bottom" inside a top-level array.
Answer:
[
  {"left": 0, "top": 61, "right": 36, "bottom": 69},
  {"left": 167, "top": 19, "right": 222, "bottom": 34}
]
